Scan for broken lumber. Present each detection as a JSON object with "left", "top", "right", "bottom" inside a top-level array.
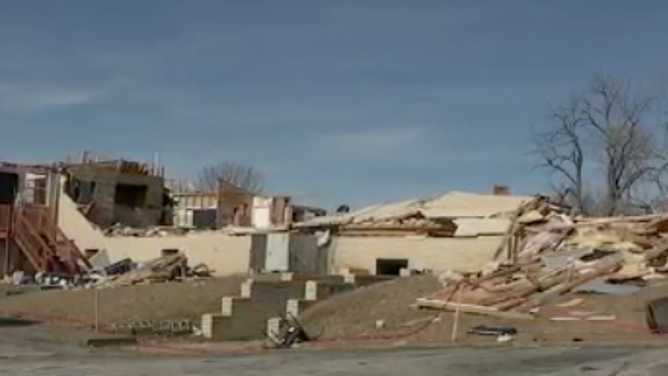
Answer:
[
  {"left": 493, "top": 197, "right": 544, "bottom": 261},
  {"left": 513, "top": 255, "right": 622, "bottom": 312},
  {"left": 416, "top": 298, "right": 535, "bottom": 320}
]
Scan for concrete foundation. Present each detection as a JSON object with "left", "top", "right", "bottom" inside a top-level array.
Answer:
[{"left": 201, "top": 273, "right": 393, "bottom": 341}]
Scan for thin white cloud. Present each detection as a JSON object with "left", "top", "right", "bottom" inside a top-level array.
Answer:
[{"left": 0, "top": 84, "right": 103, "bottom": 114}]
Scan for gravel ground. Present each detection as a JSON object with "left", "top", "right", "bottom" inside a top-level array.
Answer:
[
  {"left": 1, "top": 347, "right": 668, "bottom": 375},
  {"left": 300, "top": 274, "right": 442, "bottom": 339},
  {"left": 0, "top": 277, "right": 244, "bottom": 329},
  {"left": 2, "top": 273, "right": 668, "bottom": 348},
  {"left": 0, "top": 289, "right": 667, "bottom": 375}
]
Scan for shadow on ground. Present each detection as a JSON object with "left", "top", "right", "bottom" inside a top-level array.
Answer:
[{"left": 0, "top": 317, "right": 40, "bottom": 327}]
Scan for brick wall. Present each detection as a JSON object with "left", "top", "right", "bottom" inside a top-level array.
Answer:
[{"left": 67, "top": 167, "right": 165, "bottom": 227}]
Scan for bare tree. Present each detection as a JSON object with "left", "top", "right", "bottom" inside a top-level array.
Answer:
[
  {"left": 534, "top": 95, "right": 588, "bottom": 213},
  {"left": 195, "top": 161, "right": 264, "bottom": 193},
  {"left": 641, "top": 88, "right": 668, "bottom": 211},
  {"left": 532, "top": 73, "right": 661, "bottom": 216}
]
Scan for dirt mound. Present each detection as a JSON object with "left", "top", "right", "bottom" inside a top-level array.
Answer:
[
  {"left": 300, "top": 275, "right": 442, "bottom": 339},
  {"left": 0, "top": 276, "right": 244, "bottom": 328},
  {"left": 299, "top": 275, "right": 668, "bottom": 345}
]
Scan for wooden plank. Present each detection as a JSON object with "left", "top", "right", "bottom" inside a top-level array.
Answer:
[
  {"left": 493, "top": 297, "right": 527, "bottom": 311},
  {"left": 513, "top": 255, "right": 622, "bottom": 312},
  {"left": 416, "top": 298, "right": 535, "bottom": 320},
  {"left": 479, "top": 268, "right": 568, "bottom": 307},
  {"left": 492, "top": 197, "right": 542, "bottom": 261}
]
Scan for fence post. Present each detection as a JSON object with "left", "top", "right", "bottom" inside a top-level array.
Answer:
[{"left": 94, "top": 288, "right": 100, "bottom": 332}]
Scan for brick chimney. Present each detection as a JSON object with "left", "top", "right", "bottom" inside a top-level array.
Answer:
[{"left": 492, "top": 184, "right": 510, "bottom": 195}]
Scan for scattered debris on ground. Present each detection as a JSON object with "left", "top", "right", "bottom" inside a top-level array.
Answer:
[
  {"left": 298, "top": 199, "right": 668, "bottom": 346},
  {"left": 103, "top": 223, "right": 209, "bottom": 237},
  {"left": 419, "top": 200, "right": 668, "bottom": 321},
  {"left": 3, "top": 253, "right": 215, "bottom": 290},
  {"left": 93, "top": 253, "right": 212, "bottom": 288},
  {"left": 264, "top": 312, "right": 323, "bottom": 349},
  {"left": 11, "top": 194, "right": 668, "bottom": 347}
]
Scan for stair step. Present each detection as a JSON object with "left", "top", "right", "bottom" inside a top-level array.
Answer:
[{"left": 10, "top": 206, "right": 88, "bottom": 274}]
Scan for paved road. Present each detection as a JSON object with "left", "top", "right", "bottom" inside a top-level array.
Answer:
[
  {"left": 0, "top": 322, "right": 665, "bottom": 375},
  {"left": 1, "top": 346, "right": 668, "bottom": 375}
]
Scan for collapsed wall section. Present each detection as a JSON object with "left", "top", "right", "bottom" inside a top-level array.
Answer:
[{"left": 57, "top": 183, "right": 251, "bottom": 275}]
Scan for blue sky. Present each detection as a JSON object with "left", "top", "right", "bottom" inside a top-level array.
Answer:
[{"left": 1, "top": 1, "right": 667, "bottom": 208}]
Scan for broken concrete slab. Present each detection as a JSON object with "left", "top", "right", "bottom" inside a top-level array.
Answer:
[{"left": 82, "top": 335, "right": 138, "bottom": 348}]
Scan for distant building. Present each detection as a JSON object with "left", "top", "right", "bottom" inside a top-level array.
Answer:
[{"left": 170, "top": 186, "right": 293, "bottom": 230}]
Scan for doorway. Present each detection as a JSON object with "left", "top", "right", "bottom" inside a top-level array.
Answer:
[
  {"left": 0, "top": 172, "right": 18, "bottom": 204},
  {"left": 375, "top": 258, "right": 409, "bottom": 275}
]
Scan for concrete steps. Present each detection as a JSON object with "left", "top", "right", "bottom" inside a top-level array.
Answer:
[{"left": 201, "top": 273, "right": 394, "bottom": 341}]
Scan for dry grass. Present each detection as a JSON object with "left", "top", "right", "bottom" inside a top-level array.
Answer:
[{"left": 0, "top": 276, "right": 245, "bottom": 328}]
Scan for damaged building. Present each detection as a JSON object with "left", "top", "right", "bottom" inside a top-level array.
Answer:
[
  {"left": 62, "top": 155, "right": 171, "bottom": 228},
  {"left": 60, "top": 183, "right": 545, "bottom": 278},
  {"left": 0, "top": 153, "right": 548, "bottom": 281},
  {"left": 292, "top": 188, "right": 551, "bottom": 275},
  {"left": 170, "top": 187, "right": 293, "bottom": 230},
  {"left": 0, "top": 162, "right": 90, "bottom": 276}
]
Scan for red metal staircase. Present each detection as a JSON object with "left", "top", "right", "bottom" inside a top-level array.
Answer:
[{"left": 12, "top": 205, "right": 91, "bottom": 274}]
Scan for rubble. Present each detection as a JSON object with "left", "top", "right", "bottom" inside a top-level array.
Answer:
[
  {"left": 102, "top": 223, "right": 265, "bottom": 237},
  {"left": 417, "top": 199, "right": 668, "bottom": 322},
  {"left": 103, "top": 224, "right": 192, "bottom": 237},
  {"left": 94, "top": 253, "right": 212, "bottom": 288},
  {"left": 264, "top": 312, "right": 323, "bottom": 349},
  {"left": 296, "top": 212, "right": 457, "bottom": 237},
  {"left": 291, "top": 191, "right": 543, "bottom": 237}
]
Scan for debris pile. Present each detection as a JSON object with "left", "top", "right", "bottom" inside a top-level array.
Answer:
[
  {"left": 418, "top": 197, "right": 668, "bottom": 319},
  {"left": 103, "top": 224, "right": 191, "bottom": 237},
  {"left": 418, "top": 250, "right": 624, "bottom": 319},
  {"left": 93, "top": 253, "right": 212, "bottom": 288},
  {"left": 293, "top": 208, "right": 459, "bottom": 237},
  {"left": 331, "top": 213, "right": 457, "bottom": 237},
  {"left": 264, "top": 312, "right": 324, "bottom": 349},
  {"left": 1, "top": 254, "right": 213, "bottom": 291},
  {"left": 293, "top": 191, "right": 561, "bottom": 237}
]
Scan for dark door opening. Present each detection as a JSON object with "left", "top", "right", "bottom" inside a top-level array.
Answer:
[
  {"left": 192, "top": 209, "right": 217, "bottom": 229},
  {"left": 0, "top": 172, "right": 18, "bottom": 204},
  {"left": 375, "top": 258, "right": 409, "bottom": 275}
]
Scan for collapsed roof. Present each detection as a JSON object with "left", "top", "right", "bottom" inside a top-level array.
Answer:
[{"left": 294, "top": 191, "right": 553, "bottom": 237}]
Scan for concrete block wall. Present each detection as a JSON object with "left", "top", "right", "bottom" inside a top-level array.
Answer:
[
  {"left": 66, "top": 167, "right": 164, "bottom": 228},
  {"left": 201, "top": 273, "right": 393, "bottom": 341},
  {"left": 105, "top": 234, "right": 251, "bottom": 275},
  {"left": 330, "top": 236, "right": 502, "bottom": 274},
  {"left": 58, "top": 187, "right": 251, "bottom": 275}
]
